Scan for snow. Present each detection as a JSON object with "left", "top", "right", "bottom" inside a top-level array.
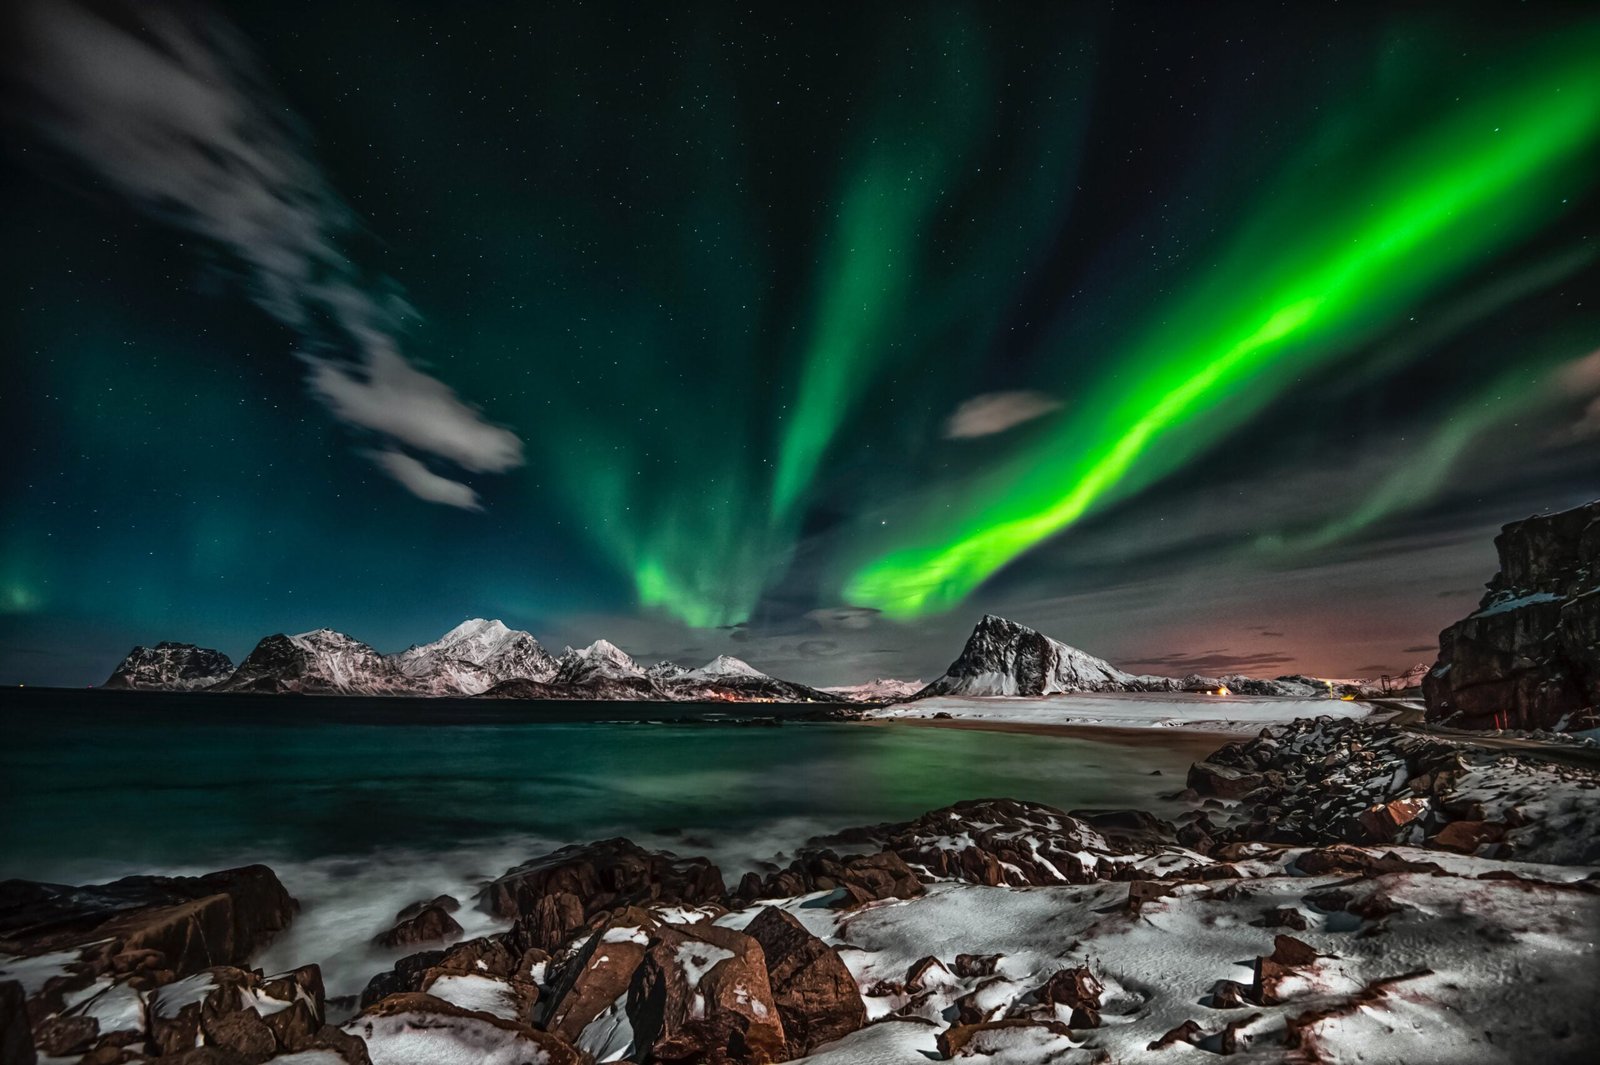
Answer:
[
  {"left": 821, "top": 679, "right": 926, "bottom": 703},
  {"left": 753, "top": 862, "right": 1600, "bottom": 1065},
  {"left": 574, "top": 992, "right": 634, "bottom": 1062},
  {"left": 150, "top": 972, "right": 217, "bottom": 1019},
  {"left": 65, "top": 978, "right": 145, "bottom": 1035},
  {"left": 267, "top": 1053, "right": 350, "bottom": 1065},
  {"left": 600, "top": 925, "right": 650, "bottom": 944},
  {"left": 1472, "top": 591, "right": 1566, "bottom": 617},
  {"left": 689, "top": 655, "right": 768, "bottom": 680},
  {"left": 867, "top": 691, "right": 1371, "bottom": 732},
  {"left": 674, "top": 941, "right": 734, "bottom": 991},
  {"left": 0, "top": 946, "right": 88, "bottom": 996},
  {"left": 346, "top": 1011, "right": 558, "bottom": 1065},
  {"left": 425, "top": 974, "right": 525, "bottom": 1022}
]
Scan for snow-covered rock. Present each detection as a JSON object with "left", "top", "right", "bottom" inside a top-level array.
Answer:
[{"left": 102, "top": 642, "right": 235, "bottom": 690}]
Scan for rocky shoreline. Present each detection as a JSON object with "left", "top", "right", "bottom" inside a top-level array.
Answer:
[{"left": 3, "top": 717, "right": 1597, "bottom": 1065}]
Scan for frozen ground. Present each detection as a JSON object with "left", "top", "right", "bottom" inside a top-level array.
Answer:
[{"left": 866, "top": 691, "right": 1376, "bottom": 732}]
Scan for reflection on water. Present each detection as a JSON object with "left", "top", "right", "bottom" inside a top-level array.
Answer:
[
  {"left": 2, "top": 707, "right": 1205, "bottom": 882},
  {"left": 1, "top": 697, "right": 1205, "bottom": 997}
]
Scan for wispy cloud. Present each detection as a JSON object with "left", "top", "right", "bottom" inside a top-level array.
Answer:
[
  {"left": 943, "top": 391, "right": 1062, "bottom": 439},
  {"left": 363, "top": 450, "right": 483, "bottom": 511},
  {"left": 3, "top": 0, "right": 523, "bottom": 503}
]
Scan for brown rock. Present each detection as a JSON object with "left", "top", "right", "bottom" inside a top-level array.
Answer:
[
  {"left": 477, "top": 838, "right": 724, "bottom": 924},
  {"left": 1149, "top": 1019, "right": 1205, "bottom": 1050},
  {"left": 1252, "top": 935, "right": 1322, "bottom": 1005},
  {"left": 952, "top": 977, "right": 1009, "bottom": 1025},
  {"left": 33, "top": 1014, "right": 98, "bottom": 1057},
  {"left": 743, "top": 907, "right": 865, "bottom": 1055},
  {"left": 950, "top": 953, "right": 1001, "bottom": 978},
  {"left": 0, "top": 865, "right": 294, "bottom": 1022},
  {"left": 1356, "top": 797, "right": 1429, "bottom": 841},
  {"left": 1209, "top": 978, "right": 1254, "bottom": 1008},
  {"left": 937, "top": 1018, "right": 1073, "bottom": 1059},
  {"left": 1035, "top": 965, "right": 1102, "bottom": 1011},
  {"left": 374, "top": 904, "right": 463, "bottom": 949},
  {"left": 542, "top": 908, "right": 658, "bottom": 1045},
  {"left": 627, "top": 922, "right": 786, "bottom": 1064},
  {"left": 1293, "top": 846, "right": 1442, "bottom": 878},
  {"left": 1187, "top": 760, "right": 1266, "bottom": 799},
  {"left": 200, "top": 1007, "right": 276, "bottom": 1061},
  {"left": 396, "top": 894, "right": 460, "bottom": 923},
  {"left": 1430, "top": 820, "right": 1507, "bottom": 854}
]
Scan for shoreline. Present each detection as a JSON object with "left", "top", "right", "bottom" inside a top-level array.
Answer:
[{"left": 856, "top": 714, "right": 1233, "bottom": 759}]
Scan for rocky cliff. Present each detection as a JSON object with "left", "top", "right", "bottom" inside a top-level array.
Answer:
[{"left": 1423, "top": 498, "right": 1600, "bottom": 730}]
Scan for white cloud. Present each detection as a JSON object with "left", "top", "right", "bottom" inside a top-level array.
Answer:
[
  {"left": 5, "top": 0, "right": 525, "bottom": 500},
  {"left": 363, "top": 451, "right": 482, "bottom": 511},
  {"left": 308, "top": 343, "right": 523, "bottom": 473},
  {"left": 943, "top": 391, "right": 1062, "bottom": 439}
]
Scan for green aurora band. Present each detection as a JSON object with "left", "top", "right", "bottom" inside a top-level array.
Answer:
[{"left": 843, "top": 34, "right": 1600, "bottom": 619}]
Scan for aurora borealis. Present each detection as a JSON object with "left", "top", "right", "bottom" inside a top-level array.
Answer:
[{"left": 2, "top": 0, "right": 1598, "bottom": 685}]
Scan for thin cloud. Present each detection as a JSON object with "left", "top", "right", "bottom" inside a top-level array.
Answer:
[
  {"left": 364, "top": 451, "right": 482, "bottom": 511},
  {"left": 3, "top": 0, "right": 524, "bottom": 502},
  {"left": 944, "top": 391, "right": 1062, "bottom": 439}
]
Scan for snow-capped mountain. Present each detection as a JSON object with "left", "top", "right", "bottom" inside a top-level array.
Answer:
[
  {"left": 217, "top": 629, "right": 406, "bottom": 694},
  {"left": 554, "top": 639, "right": 646, "bottom": 684},
  {"left": 821, "top": 678, "right": 926, "bottom": 703},
  {"left": 914, "top": 615, "right": 1176, "bottom": 699},
  {"left": 103, "top": 642, "right": 235, "bottom": 691},
  {"left": 397, "top": 618, "right": 557, "bottom": 695},
  {"left": 685, "top": 654, "right": 767, "bottom": 681},
  {"left": 645, "top": 661, "right": 691, "bottom": 681}
]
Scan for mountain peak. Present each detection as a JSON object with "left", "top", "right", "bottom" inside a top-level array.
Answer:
[
  {"left": 692, "top": 655, "right": 766, "bottom": 679},
  {"left": 918, "top": 614, "right": 1136, "bottom": 698}
]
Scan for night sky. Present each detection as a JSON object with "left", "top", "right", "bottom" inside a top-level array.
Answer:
[{"left": 2, "top": 0, "right": 1597, "bottom": 687}]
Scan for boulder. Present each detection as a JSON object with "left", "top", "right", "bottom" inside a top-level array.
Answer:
[
  {"left": 743, "top": 907, "right": 866, "bottom": 1055},
  {"left": 734, "top": 849, "right": 923, "bottom": 908},
  {"left": 374, "top": 904, "right": 463, "bottom": 949},
  {"left": 1034, "top": 966, "right": 1102, "bottom": 1012},
  {"left": 1187, "top": 760, "right": 1266, "bottom": 800},
  {"left": 541, "top": 907, "right": 659, "bottom": 1049},
  {"left": 1251, "top": 935, "right": 1322, "bottom": 1005},
  {"left": 627, "top": 922, "right": 787, "bottom": 1064},
  {"left": 1431, "top": 820, "right": 1507, "bottom": 854},
  {"left": 477, "top": 839, "right": 724, "bottom": 952},
  {"left": 395, "top": 894, "right": 460, "bottom": 923},
  {"left": 0, "top": 866, "right": 294, "bottom": 1019}
]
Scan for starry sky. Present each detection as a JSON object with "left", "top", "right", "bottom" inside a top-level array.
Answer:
[{"left": 2, "top": 0, "right": 1598, "bottom": 688}]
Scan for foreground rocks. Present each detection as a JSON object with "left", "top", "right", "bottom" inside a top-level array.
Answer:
[
  {"left": 1424, "top": 498, "right": 1600, "bottom": 731},
  {"left": 1184, "top": 715, "right": 1600, "bottom": 864},
  {"left": 6, "top": 731, "right": 1597, "bottom": 1064},
  {"left": 0, "top": 866, "right": 295, "bottom": 1025}
]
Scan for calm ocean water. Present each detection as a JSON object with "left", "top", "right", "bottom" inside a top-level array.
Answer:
[{"left": 0, "top": 690, "right": 1205, "bottom": 996}]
